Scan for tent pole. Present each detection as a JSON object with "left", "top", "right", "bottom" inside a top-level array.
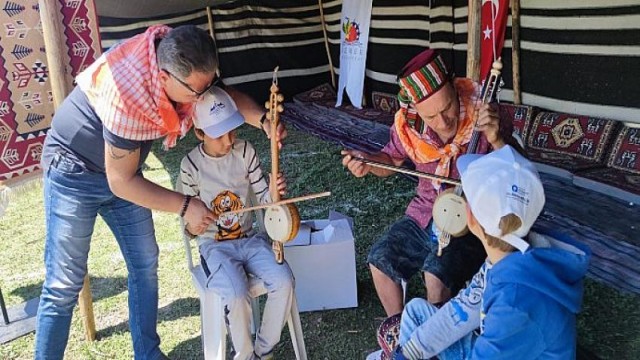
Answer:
[
  {"left": 206, "top": 6, "right": 221, "bottom": 67},
  {"left": 39, "top": 0, "right": 97, "bottom": 342},
  {"left": 206, "top": 6, "right": 215, "bottom": 39},
  {"left": 318, "top": 0, "right": 336, "bottom": 88},
  {"left": 511, "top": 0, "right": 522, "bottom": 104},
  {"left": 466, "top": 0, "right": 481, "bottom": 81}
]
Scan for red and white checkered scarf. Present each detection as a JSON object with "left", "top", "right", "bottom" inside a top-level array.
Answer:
[{"left": 76, "top": 25, "right": 193, "bottom": 149}]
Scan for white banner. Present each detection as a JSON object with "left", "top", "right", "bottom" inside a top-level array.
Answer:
[{"left": 336, "top": 0, "right": 372, "bottom": 108}]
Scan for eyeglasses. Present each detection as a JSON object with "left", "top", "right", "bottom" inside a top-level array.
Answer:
[{"left": 162, "top": 68, "right": 219, "bottom": 98}]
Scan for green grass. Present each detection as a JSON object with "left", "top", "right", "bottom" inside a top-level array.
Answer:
[{"left": 1, "top": 126, "right": 639, "bottom": 359}]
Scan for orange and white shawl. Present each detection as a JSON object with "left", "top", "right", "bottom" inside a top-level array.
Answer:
[
  {"left": 394, "top": 78, "right": 480, "bottom": 189},
  {"left": 76, "top": 25, "right": 193, "bottom": 149}
]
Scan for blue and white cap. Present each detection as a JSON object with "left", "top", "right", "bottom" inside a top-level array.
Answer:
[
  {"left": 194, "top": 86, "right": 245, "bottom": 138},
  {"left": 456, "top": 145, "right": 545, "bottom": 253}
]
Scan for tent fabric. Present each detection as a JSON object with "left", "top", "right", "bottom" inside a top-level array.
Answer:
[
  {"left": 98, "top": 1, "right": 332, "bottom": 102},
  {"left": 94, "top": 0, "right": 235, "bottom": 19},
  {"left": 88, "top": 0, "right": 640, "bottom": 122}
]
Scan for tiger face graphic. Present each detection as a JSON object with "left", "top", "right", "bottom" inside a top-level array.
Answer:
[{"left": 211, "top": 190, "right": 245, "bottom": 241}]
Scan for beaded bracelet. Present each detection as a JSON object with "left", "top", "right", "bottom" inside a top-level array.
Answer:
[{"left": 179, "top": 195, "right": 193, "bottom": 218}]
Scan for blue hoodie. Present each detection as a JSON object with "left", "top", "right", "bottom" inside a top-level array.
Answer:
[
  {"left": 399, "top": 232, "right": 590, "bottom": 360},
  {"left": 472, "top": 232, "right": 591, "bottom": 359}
]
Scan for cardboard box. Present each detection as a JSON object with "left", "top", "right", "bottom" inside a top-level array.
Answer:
[{"left": 284, "top": 211, "right": 358, "bottom": 312}]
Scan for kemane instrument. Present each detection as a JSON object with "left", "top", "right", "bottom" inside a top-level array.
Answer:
[
  {"left": 432, "top": 58, "right": 503, "bottom": 256},
  {"left": 262, "top": 67, "right": 331, "bottom": 263},
  {"left": 264, "top": 67, "right": 298, "bottom": 264}
]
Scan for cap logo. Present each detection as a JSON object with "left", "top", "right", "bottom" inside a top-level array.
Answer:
[
  {"left": 209, "top": 101, "right": 226, "bottom": 116},
  {"left": 508, "top": 184, "right": 530, "bottom": 205}
]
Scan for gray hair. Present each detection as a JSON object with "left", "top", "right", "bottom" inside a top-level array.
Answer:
[{"left": 157, "top": 25, "right": 218, "bottom": 79}]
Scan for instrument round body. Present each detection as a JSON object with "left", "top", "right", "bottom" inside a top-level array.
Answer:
[
  {"left": 432, "top": 190, "right": 469, "bottom": 237},
  {"left": 264, "top": 203, "right": 301, "bottom": 243}
]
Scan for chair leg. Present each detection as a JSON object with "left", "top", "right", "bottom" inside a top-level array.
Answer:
[
  {"left": 287, "top": 297, "right": 308, "bottom": 360},
  {"left": 401, "top": 279, "right": 408, "bottom": 306},
  {"left": 250, "top": 296, "right": 261, "bottom": 338},
  {"left": 201, "top": 292, "right": 226, "bottom": 360}
]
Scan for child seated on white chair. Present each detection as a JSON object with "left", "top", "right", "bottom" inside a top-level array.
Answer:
[{"left": 179, "top": 86, "right": 294, "bottom": 360}]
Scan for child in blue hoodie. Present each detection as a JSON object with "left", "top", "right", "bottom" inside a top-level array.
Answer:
[{"left": 389, "top": 145, "right": 591, "bottom": 360}]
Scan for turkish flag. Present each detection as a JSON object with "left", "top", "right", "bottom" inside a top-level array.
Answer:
[{"left": 480, "top": 0, "right": 510, "bottom": 80}]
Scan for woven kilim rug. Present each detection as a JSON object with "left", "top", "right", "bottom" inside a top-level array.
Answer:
[{"left": 0, "top": 0, "right": 101, "bottom": 182}]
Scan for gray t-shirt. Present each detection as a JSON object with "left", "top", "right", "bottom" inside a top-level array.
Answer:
[{"left": 42, "top": 86, "right": 153, "bottom": 173}]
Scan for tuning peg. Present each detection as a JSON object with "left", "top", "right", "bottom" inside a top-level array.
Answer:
[
  {"left": 277, "top": 105, "right": 284, "bottom": 113},
  {"left": 492, "top": 58, "right": 503, "bottom": 71},
  {"left": 277, "top": 94, "right": 284, "bottom": 102},
  {"left": 265, "top": 101, "right": 270, "bottom": 110}
]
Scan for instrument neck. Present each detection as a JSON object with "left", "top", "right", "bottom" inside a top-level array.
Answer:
[
  {"left": 464, "top": 66, "right": 500, "bottom": 156},
  {"left": 270, "top": 94, "right": 281, "bottom": 202}
]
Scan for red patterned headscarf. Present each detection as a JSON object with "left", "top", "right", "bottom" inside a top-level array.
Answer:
[{"left": 76, "top": 25, "right": 193, "bottom": 149}]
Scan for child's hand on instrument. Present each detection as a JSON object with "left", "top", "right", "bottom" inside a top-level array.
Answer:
[
  {"left": 341, "top": 149, "right": 371, "bottom": 178},
  {"left": 272, "top": 172, "right": 288, "bottom": 196},
  {"left": 262, "top": 116, "right": 288, "bottom": 150}
]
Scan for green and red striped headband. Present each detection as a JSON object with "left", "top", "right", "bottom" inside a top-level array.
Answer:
[{"left": 397, "top": 49, "right": 450, "bottom": 106}]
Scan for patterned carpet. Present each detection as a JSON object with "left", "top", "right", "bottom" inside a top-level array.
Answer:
[{"left": 0, "top": 0, "right": 101, "bottom": 181}]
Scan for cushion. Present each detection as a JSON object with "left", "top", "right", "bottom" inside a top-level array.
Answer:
[
  {"left": 607, "top": 126, "right": 640, "bottom": 174},
  {"left": 498, "top": 103, "right": 535, "bottom": 143},
  {"left": 371, "top": 91, "right": 399, "bottom": 115},
  {"left": 572, "top": 125, "right": 640, "bottom": 201},
  {"left": 573, "top": 167, "right": 640, "bottom": 201},
  {"left": 293, "top": 83, "right": 336, "bottom": 104},
  {"left": 314, "top": 102, "right": 394, "bottom": 125},
  {"left": 526, "top": 112, "right": 619, "bottom": 172}
]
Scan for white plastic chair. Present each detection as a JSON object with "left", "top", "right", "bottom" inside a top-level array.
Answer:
[{"left": 181, "top": 189, "right": 307, "bottom": 360}]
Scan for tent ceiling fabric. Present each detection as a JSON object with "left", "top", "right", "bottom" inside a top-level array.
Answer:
[{"left": 94, "top": 0, "right": 236, "bottom": 18}]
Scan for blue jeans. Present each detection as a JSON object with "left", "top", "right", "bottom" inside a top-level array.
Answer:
[
  {"left": 34, "top": 152, "right": 163, "bottom": 360},
  {"left": 400, "top": 298, "right": 475, "bottom": 360}
]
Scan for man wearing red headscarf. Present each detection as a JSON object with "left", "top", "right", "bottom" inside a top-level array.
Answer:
[{"left": 342, "top": 49, "right": 519, "bottom": 321}]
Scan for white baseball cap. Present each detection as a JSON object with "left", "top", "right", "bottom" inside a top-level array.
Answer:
[
  {"left": 194, "top": 86, "right": 244, "bottom": 138},
  {"left": 456, "top": 145, "right": 545, "bottom": 253}
]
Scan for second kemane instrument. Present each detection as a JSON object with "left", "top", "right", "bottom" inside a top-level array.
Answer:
[{"left": 431, "top": 58, "right": 504, "bottom": 255}]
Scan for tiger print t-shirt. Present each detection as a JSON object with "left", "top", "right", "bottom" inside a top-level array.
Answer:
[{"left": 179, "top": 139, "right": 271, "bottom": 245}]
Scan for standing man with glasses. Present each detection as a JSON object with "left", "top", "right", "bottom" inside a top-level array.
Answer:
[{"left": 35, "top": 25, "right": 283, "bottom": 360}]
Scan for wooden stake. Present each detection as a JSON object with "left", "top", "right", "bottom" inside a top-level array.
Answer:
[
  {"left": 318, "top": 0, "right": 336, "bottom": 88},
  {"left": 78, "top": 275, "right": 96, "bottom": 341},
  {"left": 39, "top": 0, "right": 96, "bottom": 342},
  {"left": 510, "top": 0, "right": 522, "bottom": 104},
  {"left": 39, "top": 0, "right": 73, "bottom": 107},
  {"left": 466, "top": 0, "right": 482, "bottom": 81}
]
